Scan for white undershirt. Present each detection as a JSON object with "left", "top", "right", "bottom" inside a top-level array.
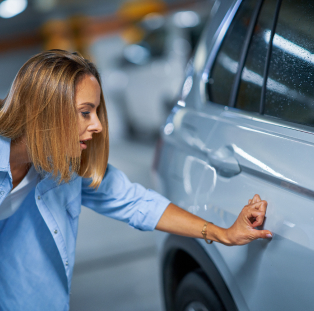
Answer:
[{"left": 0, "top": 165, "right": 39, "bottom": 220}]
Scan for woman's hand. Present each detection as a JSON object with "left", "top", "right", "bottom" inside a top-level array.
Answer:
[
  {"left": 156, "top": 194, "right": 272, "bottom": 247},
  {"left": 223, "top": 194, "right": 272, "bottom": 246}
]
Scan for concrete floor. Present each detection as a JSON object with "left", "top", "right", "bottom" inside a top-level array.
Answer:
[{"left": 70, "top": 139, "right": 164, "bottom": 311}]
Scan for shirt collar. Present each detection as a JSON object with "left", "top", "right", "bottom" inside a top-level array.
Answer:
[
  {"left": 0, "top": 135, "right": 11, "bottom": 172},
  {"left": 0, "top": 135, "right": 79, "bottom": 190}
]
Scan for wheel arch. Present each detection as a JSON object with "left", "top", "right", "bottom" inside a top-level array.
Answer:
[{"left": 161, "top": 234, "right": 238, "bottom": 311}]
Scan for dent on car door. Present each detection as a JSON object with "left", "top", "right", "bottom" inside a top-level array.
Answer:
[
  {"left": 196, "top": 1, "right": 314, "bottom": 310},
  {"left": 160, "top": 104, "right": 221, "bottom": 209}
]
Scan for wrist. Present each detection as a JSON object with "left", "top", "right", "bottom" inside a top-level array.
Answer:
[{"left": 208, "top": 224, "right": 232, "bottom": 246}]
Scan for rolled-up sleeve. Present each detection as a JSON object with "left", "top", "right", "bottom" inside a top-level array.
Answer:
[{"left": 81, "top": 164, "right": 170, "bottom": 231}]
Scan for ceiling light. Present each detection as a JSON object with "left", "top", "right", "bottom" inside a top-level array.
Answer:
[{"left": 0, "top": 0, "right": 27, "bottom": 18}]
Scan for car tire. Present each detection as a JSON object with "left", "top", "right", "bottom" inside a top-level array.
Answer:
[{"left": 174, "top": 269, "right": 225, "bottom": 311}]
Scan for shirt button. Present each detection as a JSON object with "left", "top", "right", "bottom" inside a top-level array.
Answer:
[
  {"left": 38, "top": 196, "right": 41, "bottom": 200},
  {"left": 65, "top": 262, "right": 69, "bottom": 266},
  {"left": 0, "top": 191, "right": 4, "bottom": 196},
  {"left": 54, "top": 230, "right": 58, "bottom": 234}
]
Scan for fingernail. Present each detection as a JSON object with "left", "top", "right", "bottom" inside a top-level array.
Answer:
[{"left": 266, "top": 233, "right": 272, "bottom": 238}]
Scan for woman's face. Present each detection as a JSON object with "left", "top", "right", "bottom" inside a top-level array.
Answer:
[{"left": 75, "top": 74, "right": 103, "bottom": 151}]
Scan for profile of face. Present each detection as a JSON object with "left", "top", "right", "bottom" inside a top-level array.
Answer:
[{"left": 75, "top": 74, "right": 103, "bottom": 151}]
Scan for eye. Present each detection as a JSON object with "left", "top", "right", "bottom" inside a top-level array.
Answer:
[{"left": 81, "top": 111, "right": 90, "bottom": 118}]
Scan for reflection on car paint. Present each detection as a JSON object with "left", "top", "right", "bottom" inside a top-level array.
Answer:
[
  {"left": 194, "top": 40, "right": 207, "bottom": 73},
  {"left": 163, "top": 123, "right": 174, "bottom": 135},
  {"left": 177, "top": 100, "right": 186, "bottom": 107},
  {"left": 231, "top": 143, "right": 296, "bottom": 183},
  {"left": 182, "top": 76, "right": 193, "bottom": 99},
  {"left": 183, "top": 156, "right": 206, "bottom": 194},
  {"left": 237, "top": 126, "right": 284, "bottom": 138},
  {"left": 210, "top": 0, "right": 221, "bottom": 18},
  {"left": 283, "top": 220, "right": 295, "bottom": 228},
  {"left": 173, "top": 109, "right": 209, "bottom": 151}
]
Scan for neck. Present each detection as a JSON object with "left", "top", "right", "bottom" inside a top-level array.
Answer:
[
  {"left": 10, "top": 138, "right": 31, "bottom": 167},
  {"left": 9, "top": 138, "right": 32, "bottom": 189}
]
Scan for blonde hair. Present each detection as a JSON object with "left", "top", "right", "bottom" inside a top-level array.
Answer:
[{"left": 0, "top": 49, "right": 109, "bottom": 188}]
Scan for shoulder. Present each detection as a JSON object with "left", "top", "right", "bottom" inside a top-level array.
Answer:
[{"left": 82, "top": 164, "right": 129, "bottom": 193}]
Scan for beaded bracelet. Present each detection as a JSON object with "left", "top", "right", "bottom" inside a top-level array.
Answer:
[{"left": 201, "top": 221, "right": 214, "bottom": 244}]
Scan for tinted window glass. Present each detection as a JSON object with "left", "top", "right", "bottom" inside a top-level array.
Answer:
[
  {"left": 236, "top": 0, "right": 277, "bottom": 112},
  {"left": 265, "top": 0, "right": 314, "bottom": 126},
  {"left": 208, "top": 0, "right": 258, "bottom": 106}
]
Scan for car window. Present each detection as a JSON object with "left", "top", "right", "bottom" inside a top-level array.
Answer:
[
  {"left": 208, "top": 0, "right": 258, "bottom": 106},
  {"left": 236, "top": 0, "right": 277, "bottom": 113},
  {"left": 264, "top": 0, "right": 314, "bottom": 126}
]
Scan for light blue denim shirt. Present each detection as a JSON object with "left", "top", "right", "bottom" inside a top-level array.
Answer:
[{"left": 0, "top": 136, "right": 170, "bottom": 310}]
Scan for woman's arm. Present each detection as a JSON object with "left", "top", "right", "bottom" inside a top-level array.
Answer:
[{"left": 155, "top": 194, "right": 272, "bottom": 246}]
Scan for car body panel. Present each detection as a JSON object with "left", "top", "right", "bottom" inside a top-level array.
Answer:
[
  {"left": 154, "top": 0, "right": 314, "bottom": 310},
  {"left": 194, "top": 105, "right": 314, "bottom": 310}
]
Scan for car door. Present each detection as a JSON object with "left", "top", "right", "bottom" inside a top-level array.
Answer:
[{"left": 195, "top": 0, "right": 314, "bottom": 310}]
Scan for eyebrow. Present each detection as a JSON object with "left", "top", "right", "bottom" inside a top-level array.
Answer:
[{"left": 80, "top": 102, "right": 97, "bottom": 109}]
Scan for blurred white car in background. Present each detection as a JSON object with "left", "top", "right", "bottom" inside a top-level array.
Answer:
[{"left": 96, "top": 7, "right": 211, "bottom": 140}]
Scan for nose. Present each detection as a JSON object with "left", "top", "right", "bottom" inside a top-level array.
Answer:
[{"left": 89, "top": 115, "right": 103, "bottom": 134}]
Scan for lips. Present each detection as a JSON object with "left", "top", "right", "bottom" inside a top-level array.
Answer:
[
  {"left": 80, "top": 138, "right": 92, "bottom": 144},
  {"left": 80, "top": 139, "right": 91, "bottom": 150}
]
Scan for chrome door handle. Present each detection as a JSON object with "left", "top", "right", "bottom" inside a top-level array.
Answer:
[{"left": 207, "top": 145, "right": 241, "bottom": 177}]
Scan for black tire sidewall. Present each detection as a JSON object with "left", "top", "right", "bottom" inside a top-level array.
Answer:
[{"left": 174, "top": 270, "right": 225, "bottom": 311}]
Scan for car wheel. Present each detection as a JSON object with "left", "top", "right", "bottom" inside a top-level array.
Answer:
[{"left": 174, "top": 269, "right": 225, "bottom": 311}]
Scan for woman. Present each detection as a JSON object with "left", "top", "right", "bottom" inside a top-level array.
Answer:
[{"left": 0, "top": 50, "right": 272, "bottom": 310}]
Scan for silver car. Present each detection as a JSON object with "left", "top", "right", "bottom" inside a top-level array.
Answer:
[{"left": 153, "top": 0, "right": 314, "bottom": 310}]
